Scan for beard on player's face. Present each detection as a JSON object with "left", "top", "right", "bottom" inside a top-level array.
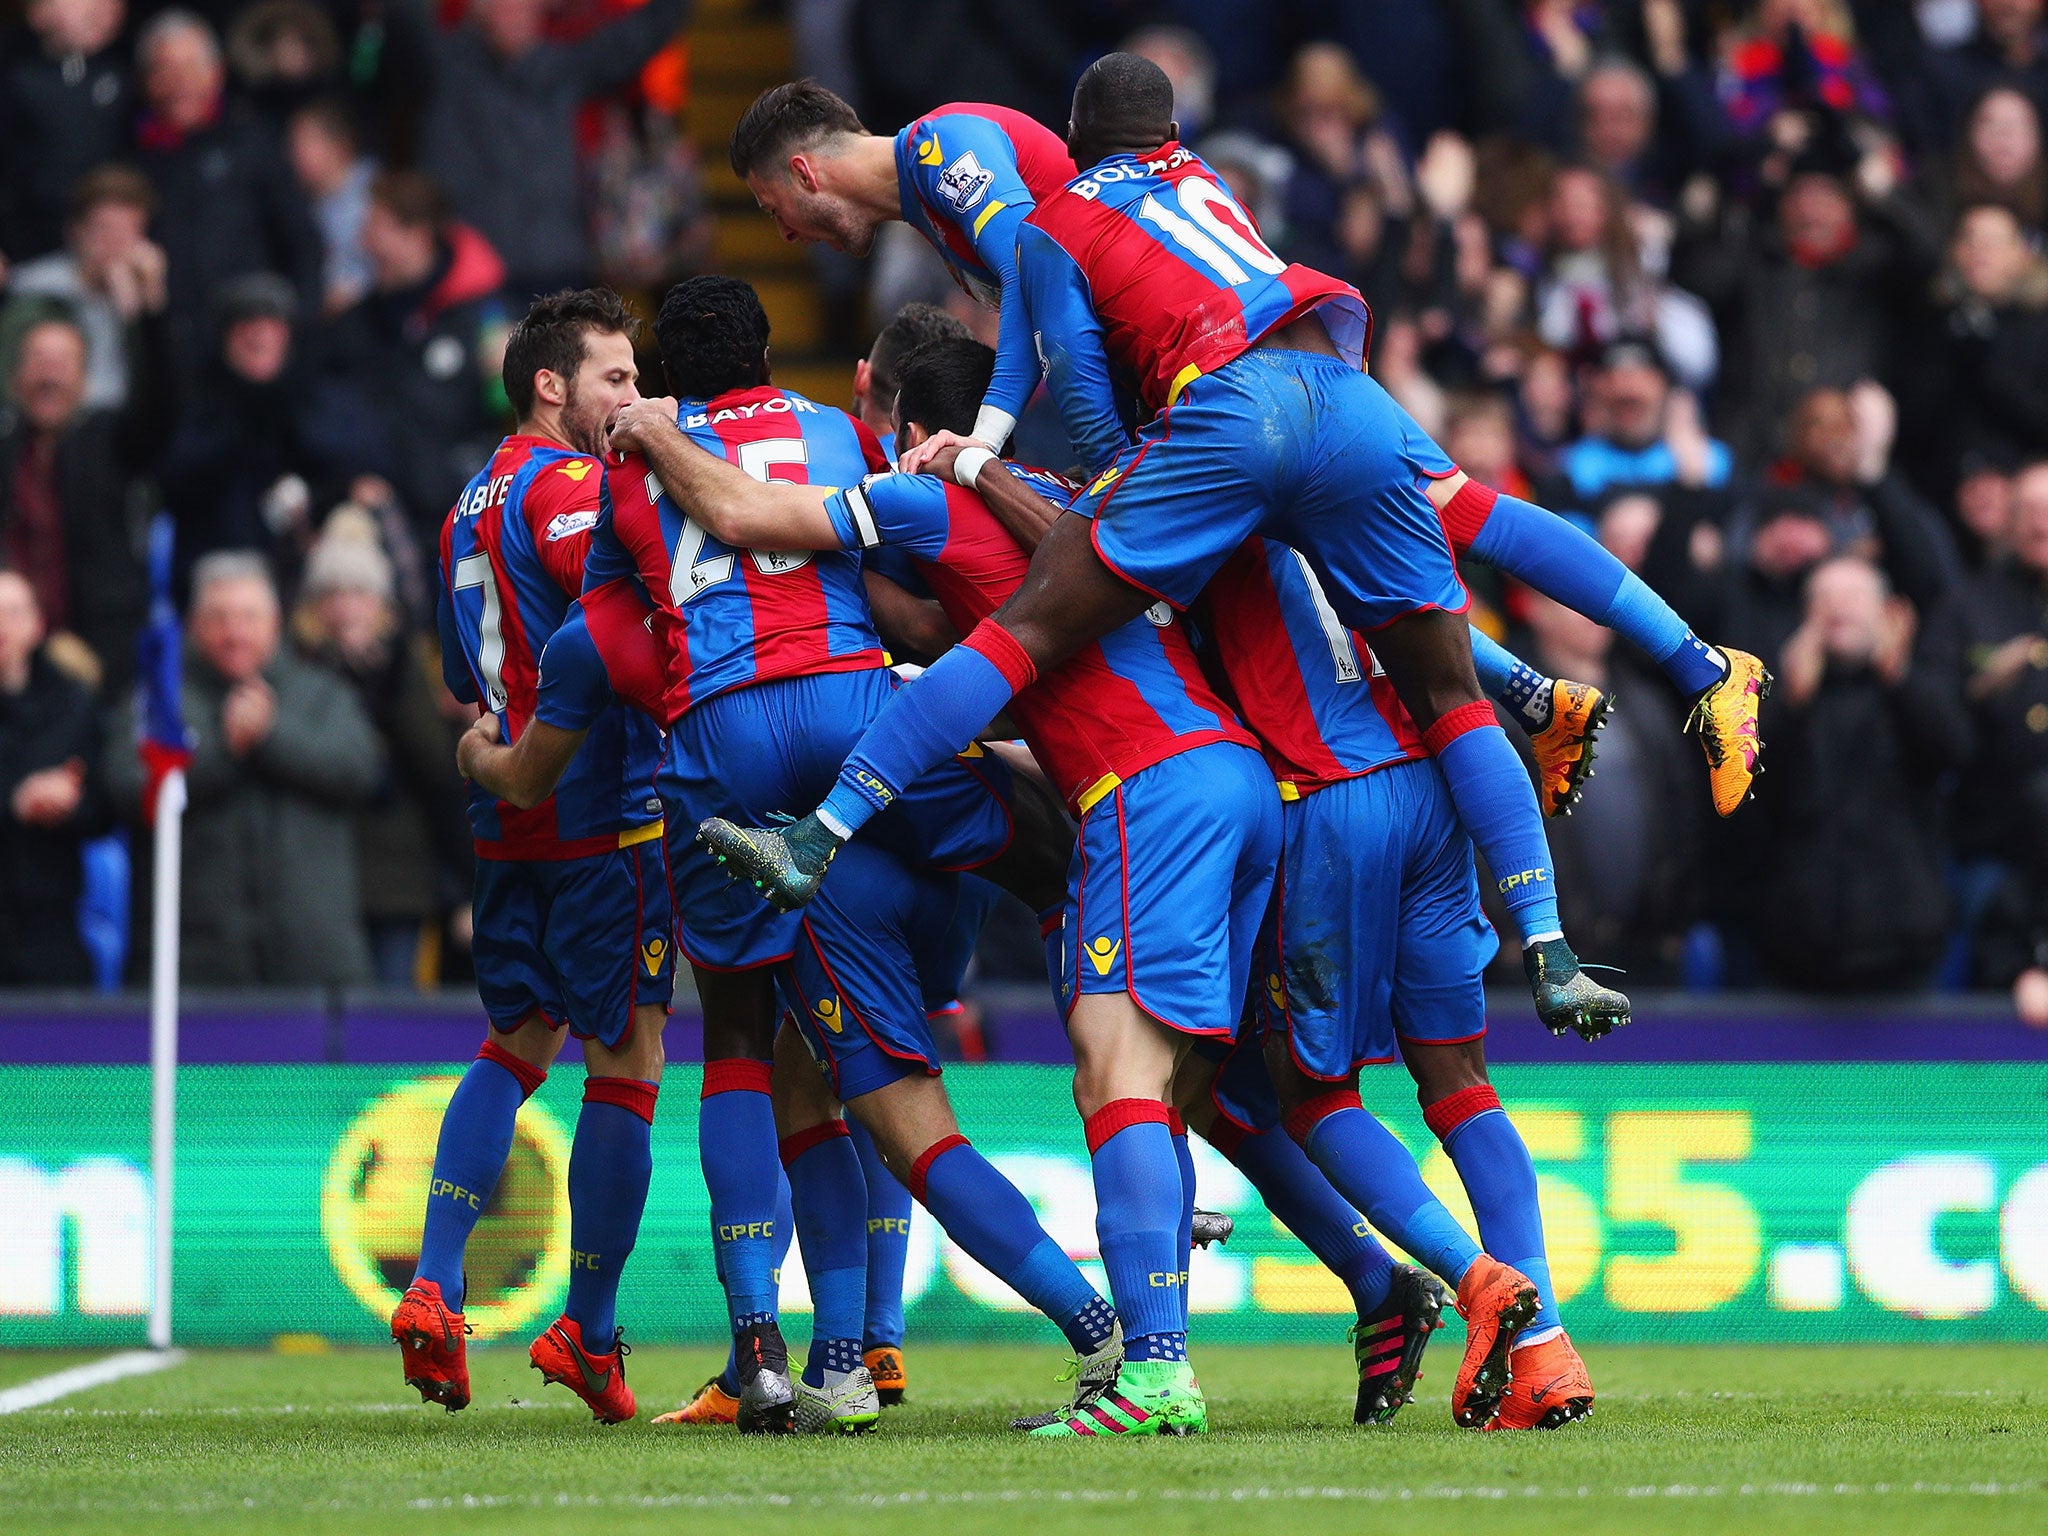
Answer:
[{"left": 559, "top": 375, "right": 610, "bottom": 456}]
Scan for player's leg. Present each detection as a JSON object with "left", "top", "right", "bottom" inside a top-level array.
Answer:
[
  {"left": 846, "top": 1116, "right": 913, "bottom": 1402},
  {"left": 1403, "top": 1037, "right": 1594, "bottom": 1430},
  {"left": 1437, "top": 474, "right": 1768, "bottom": 816},
  {"left": 526, "top": 839, "right": 676, "bottom": 1424},
  {"left": 768, "top": 1018, "right": 878, "bottom": 1435},
  {"left": 1468, "top": 627, "right": 1612, "bottom": 819},
  {"left": 395, "top": 862, "right": 568, "bottom": 1410}
]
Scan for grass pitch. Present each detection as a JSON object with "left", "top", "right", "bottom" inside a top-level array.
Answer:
[{"left": 1, "top": 1343, "right": 2041, "bottom": 1535}]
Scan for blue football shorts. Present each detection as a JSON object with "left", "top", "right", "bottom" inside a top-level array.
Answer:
[
  {"left": 1068, "top": 348, "right": 1468, "bottom": 632},
  {"left": 472, "top": 832, "right": 676, "bottom": 1048},
  {"left": 1052, "top": 740, "right": 1280, "bottom": 1038}
]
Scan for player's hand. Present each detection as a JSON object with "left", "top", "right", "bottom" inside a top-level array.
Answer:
[
  {"left": 900, "top": 429, "right": 983, "bottom": 480},
  {"left": 455, "top": 711, "right": 501, "bottom": 781},
  {"left": 10, "top": 759, "right": 84, "bottom": 827},
  {"left": 222, "top": 678, "right": 277, "bottom": 757},
  {"left": 607, "top": 396, "right": 679, "bottom": 456}
]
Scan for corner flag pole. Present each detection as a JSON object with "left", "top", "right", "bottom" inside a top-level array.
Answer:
[{"left": 139, "top": 515, "right": 189, "bottom": 1353}]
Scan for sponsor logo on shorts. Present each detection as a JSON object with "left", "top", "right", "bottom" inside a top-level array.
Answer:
[
  {"left": 1086, "top": 937, "right": 1122, "bottom": 976},
  {"left": 641, "top": 936, "right": 667, "bottom": 976},
  {"left": 1086, "top": 465, "right": 1122, "bottom": 497},
  {"left": 1265, "top": 973, "right": 1287, "bottom": 1012},
  {"left": 813, "top": 997, "right": 845, "bottom": 1035}
]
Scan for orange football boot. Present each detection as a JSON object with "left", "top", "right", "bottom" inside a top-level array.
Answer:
[
  {"left": 864, "top": 1346, "right": 908, "bottom": 1406},
  {"left": 529, "top": 1317, "right": 636, "bottom": 1423},
  {"left": 1450, "top": 1257, "right": 1540, "bottom": 1429},
  {"left": 1686, "top": 648, "right": 1771, "bottom": 816},
  {"left": 1530, "top": 679, "right": 1612, "bottom": 818},
  {"left": 391, "top": 1279, "right": 470, "bottom": 1411},
  {"left": 653, "top": 1376, "right": 740, "bottom": 1426},
  {"left": 1488, "top": 1331, "right": 1595, "bottom": 1430}
]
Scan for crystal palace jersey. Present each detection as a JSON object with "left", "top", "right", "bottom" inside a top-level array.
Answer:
[
  {"left": 1018, "top": 142, "right": 1372, "bottom": 471},
  {"left": 895, "top": 104, "right": 1077, "bottom": 425},
  {"left": 1203, "top": 536, "right": 1426, "bottom": 798},
  {"left": 437, "top": 435, "right": 665, "bottom": 859},
  {"left": 822, "top": 464, "right": 1256, "bottom": 813},
  {"left": 584, "top": 386, "right": 892, "bottom": 721}
]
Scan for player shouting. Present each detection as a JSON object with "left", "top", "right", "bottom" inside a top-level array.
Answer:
[
  {"left": 399, "top": 290, "right": 667, "bottom": 1424},
  {"left": 705, "top": 59, "right": 1766, "bottom": 1041},
  {"left": 728, "top": 83, "right": 1073, "bottom": 452}
]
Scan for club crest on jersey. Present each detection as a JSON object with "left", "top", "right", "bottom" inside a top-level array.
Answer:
[
  {"left": 558, "top": 459, "right": 593, "bottom": 482},
  {"left": 937, "top": 150, "right": 995, "bottom": 213},
  {"left": 544, "top": 508, "right": 599, "bottom": 541}
]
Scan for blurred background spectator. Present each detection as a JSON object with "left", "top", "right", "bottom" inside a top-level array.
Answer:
[{"left": 107, "top": 551, "right": 383, "bottom": 986}]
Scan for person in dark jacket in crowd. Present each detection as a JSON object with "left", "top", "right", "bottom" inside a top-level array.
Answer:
[
  {"left": 132, "top": 9, "right": 324, "bottom": 382},
  {"left": 0, "top": 570, "right": 106, "bottom": 986},
  {"left": 1749, "top": 555, "right": 1967, "bottom": 991},
  {"left": 107, "top": 551, "right": 384, "bottom": 986},
  {"left": 390, "top": 0, "right": 687, "bottom": 296},
  {"left": 0, "top": 0, "right": 133, "bottom": 263},
  {"left": 160, "top": 272, "right": 392, "bottom": 594},
  {"left": 0, "top": 310, "right": 169, "bottom": 694},
  {"left": 323, "top": 171, "right": 507, "bottom": 538},
  {"left": 1936, "top": 202, "right": 2048, "bottom": 480}
]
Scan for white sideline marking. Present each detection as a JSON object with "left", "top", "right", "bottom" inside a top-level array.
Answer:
[{"left": 0, "top": 1350, "right": 187, "bottom": 1414}]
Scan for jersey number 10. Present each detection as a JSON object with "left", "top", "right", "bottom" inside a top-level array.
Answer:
[{"left": 1137, "top": 177, "right": 1286, "bottom": 287}]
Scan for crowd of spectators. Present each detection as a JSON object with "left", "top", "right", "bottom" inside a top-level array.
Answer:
[{"left": 12, "top": 0, "right": 2048, "bottom": 1015}]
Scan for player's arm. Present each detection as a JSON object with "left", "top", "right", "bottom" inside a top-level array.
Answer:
[
  {"left": 456, "top": 713, "right": 585, "bottom": 811},
  {"left": 1014, "top": 221, "right": 1128, "bottom": 472},
  {"left": 608, "top": 398, "right": 839, "bottom": 550},
  {"left": 904, "top": 442, "right": 1064, "bottom": 551},
  {"left": 865, "top": 567, "right": 959, "bottom": 659},
  {"left": 520, "top": 467, "right": 602, "bottom": 597}
]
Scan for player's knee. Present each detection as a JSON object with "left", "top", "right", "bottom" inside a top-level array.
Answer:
[
  {"left": 1402, "top": 1038, "right": 1489, "bottom": 1104},
  {"left": 488, "top": 1011, "right": 563, "bottom": 1069}
]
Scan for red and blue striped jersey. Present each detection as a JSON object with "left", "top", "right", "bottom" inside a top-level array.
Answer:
[
  {"left": 437, "top": 435, "right": 665, "bottom": 859},
  {"left": 1019, "top": 142, "right": 1371, "bottom": 471},
  {"left": 584, "top": 386, "right": 891, "bottom": 721},
  {"left": 896, "top": 104, "right": 1076, "bottom": 425},
  {"left": 535, "top": 579, "right": 671, "bottom": 731},
  {"left": 1203, "top": 536, "right": 1425, "bottom": 798},
  {"left": 823, "top": 464, "right": 1256, "bottom": 814}
]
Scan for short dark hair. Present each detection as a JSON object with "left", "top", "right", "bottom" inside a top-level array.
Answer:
[
  {"left": 893, "top": 337, "right": 994, "bottom": 441},
  {"left": 502, "top": 288, "right": 638, "bottom": 421},
  {"left": 1073, "top": 52, "right": 1176, "bottom": 151},
  {"left": 729, "top": 79, "right": 866, "bottom": 179},
  {"left": 655, "top": 276, "right": 770, "bottom": 400},
  {"left": 868, "top": 304, "right": 972, "bottom": 409},
  {"left": 368, "top": 169, "right": 448, "bottom": 232},
  {"left": 69, "top": 164, "right": 155, "bottom": 225}
]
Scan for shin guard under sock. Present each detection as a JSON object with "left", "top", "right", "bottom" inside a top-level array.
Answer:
[
  {"left": 1087, "top": 1101, "right": 1187, "bottom": 1363},
  {"left": 1427, "top": 1085, "right": 1561, "bottom": 1339},
  {"left": 415, "top": 1041, "right": 544, "bottom": 1309},
  {"left": 781, "top": 1121, "right": 868, "bottom": 1386},
  {"left": 1290, "top": 1090, "right": 1482, "bottom": 1291},
  {"left": 564, "top": 1078, "right": 657, "bottom": 1353}
]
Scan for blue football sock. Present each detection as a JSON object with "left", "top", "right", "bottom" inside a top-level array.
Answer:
[
  {"left": 1468, "top": 492, "right": 1726, "bottom": 697},
  {"left": 1088, "top": 1104, "right": 1187, "bottom": 1364},
  {"left": 1214, "top": 1122, "right": 1394, "bottom": 1315},
  {"left": 564, "top": 1080, "right": 657, "bottom": 1354},
  {"left": 718, "top": 1172, "right": 794, "bottom": 1395},
  {"left": 414, "top": 1045, "right": 540, "bottom": 1310},
  {"left": 700, "top": 1060, "right": 782, "bottom": 1332},
  {"left": 818, "top": 626, "right": 1031, "bottom": 838},
  {"left": 1295, "top": 1098, "right": 1481, "bottom": 1292},
  {"left": 1429, "top": 1086, "right": 1562, "bottom": 1337},
  {"left": 848, "top": 1117, "right": 912, "bottom": 1351},
  {"left": 910, "top": 1133, "right": 1115, "bottom": 1355},
  {"left": 1170, "top": 1119, "right": 1196, "bottom": 1329},
  {"left": 1432, "top": 717, "right": 1560, "bottom": 941},
  {"left": 1469, "top": 628, "right": 1555, "bottom": 731},
  {"left": 782, "top": 1123, "right": 868, "bottom": 1387}
]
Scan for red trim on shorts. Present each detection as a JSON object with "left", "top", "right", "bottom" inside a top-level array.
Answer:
[
  {"left": 584, "top": 1076, "right": 659, "bottom": 1123},
  {"left": 963, "top": 619, "right": 1039, "bottom": 693},
  {"left": 1437, "top": 479, "right": 1499, "bottom": 555},
  {"left": 701, "top": 1058, "right": 774, "bottom": 1097},
  {"left": 1165, "top": 1107, "right": 1187, "bottom": 1137},
  {"left": 477, "top": 1039, "right": 547, "bottom": 1099},
  {"left": 906, "top": 1132, "right": 970, "bottom": 1202},
  {"left": 1283, "top": 1086, "right": 1363, "bottom": 1146},
  {"left": 778, "top": 1120, "right": 852, "bottom": 1166},
  {"left": 1084, "top": 1097, "right": 1171, "bottom": 1155},
  {"left": 1422, "top": 1083, "right": 1503, "bottom": 1141},
  {"left": 1203, "top": 1115, "right": 1247, "bottom": 1159},
  {"left": 1421, "top": 701, "right": 1499, "bottom": 755}
]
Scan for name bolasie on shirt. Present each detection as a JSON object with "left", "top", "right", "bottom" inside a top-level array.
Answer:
[
  {"left": 683, "top": 396, "right": 820, "bottom": 429},
  {"left": 1070, "top": 147, "right": 1195, "bottom": 201}
]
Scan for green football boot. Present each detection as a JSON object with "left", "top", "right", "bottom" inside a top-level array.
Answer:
[
  {"left": 1027, "top": 1359, "right": 1207, "bottom": 1438},
  {"left": 1523, "top": 937, "right": 1630, "bottom": 1041},
  {"left": 696, "top": 812, "right": 840, "bottom": 912},
  {"left": 793, "top": 1366, "right": 881, "bottom": 1435}
]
